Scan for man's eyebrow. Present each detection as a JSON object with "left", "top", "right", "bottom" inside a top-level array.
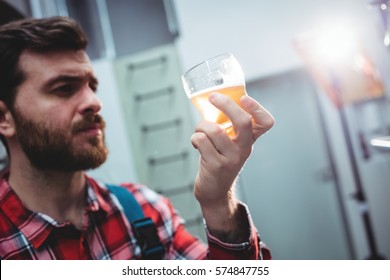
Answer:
[{"left": 43, "top": 74, "right": 99, "bottom": 89}]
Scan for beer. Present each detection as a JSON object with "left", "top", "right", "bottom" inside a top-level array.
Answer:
[
  {"left": 182, "top": 53, "right": 246, "bottom": 136},
  {"left": 190, "top": 84, "right": 246, "bottom": 134}
]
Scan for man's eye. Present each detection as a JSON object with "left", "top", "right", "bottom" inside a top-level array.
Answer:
[
  {"left": 54, "top": 84, "right": 77, "bottom": 95},
  {"left": 89, "top": 82, "right": 98, "bottom": 92}
]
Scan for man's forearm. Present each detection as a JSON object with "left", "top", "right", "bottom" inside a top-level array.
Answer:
[{"left": 202, "top": 199, "right": 250, "bottom": 244}]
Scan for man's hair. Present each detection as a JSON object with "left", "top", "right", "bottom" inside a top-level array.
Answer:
[{"left": 0, "top": 16, "right": 88, "bottom": 151}]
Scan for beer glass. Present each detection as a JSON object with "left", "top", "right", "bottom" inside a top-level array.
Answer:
[{"left": 181, "top": 53, "right": 246, "bottom": 135}]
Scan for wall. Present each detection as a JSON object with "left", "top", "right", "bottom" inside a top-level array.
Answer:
[
  {"left": 173, "top": 0, "right": 390, "bottom": 259},
  {"left": 173, "top": 0, "right": 385, "bottom": 81},
  {"left": 242, "top": 69, "right": 352, "bottom": 259},
  {"left": 2, "top": 0, "right": 30, "bottom": 16}
]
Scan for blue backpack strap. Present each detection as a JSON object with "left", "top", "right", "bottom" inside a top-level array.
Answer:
[
  {"left": 106, "top": 184, "right": 144, "bottom": 222},
  {"left": 106, "top": 184, "right": 165, "bottom": 259}
]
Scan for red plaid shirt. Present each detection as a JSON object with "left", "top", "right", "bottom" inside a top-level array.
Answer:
[{"left": 0, "top": 175, "right": 271, "bottom": 260}]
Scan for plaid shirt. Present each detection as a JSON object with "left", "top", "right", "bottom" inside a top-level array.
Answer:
[{"left": 0, "top": 175, "right": 271, "bottom": 260}]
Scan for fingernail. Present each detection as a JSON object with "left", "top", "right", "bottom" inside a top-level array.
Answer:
[
  {"left": 190, "top": 134, "right": 198, "bottom": 149},
  {"left": 209, "top": 92, "right": 220, "bottom": 102}
]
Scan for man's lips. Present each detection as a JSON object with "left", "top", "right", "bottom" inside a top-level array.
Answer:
[
  {"left": 72, "top": 114, "right": 106, "bottom": 136},
  {"left": 75, "top": 124, "right": 103, "bottom": 136}
]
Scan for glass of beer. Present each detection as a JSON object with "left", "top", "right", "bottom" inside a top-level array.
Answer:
[{"left": 181, "top": 53, "right": 246, "bottom": 136}]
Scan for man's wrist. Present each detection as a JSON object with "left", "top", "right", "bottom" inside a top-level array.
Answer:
[{"left": 202, "top": 200, "right": 250, "bottom": 244}]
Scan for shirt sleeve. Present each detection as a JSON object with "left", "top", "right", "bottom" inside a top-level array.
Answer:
[
  {"left": 205, "top": 202, "right": 272, "bottom": 260},
  {"left": 168, "top": 199, "right": 271, "bottom": 260}
]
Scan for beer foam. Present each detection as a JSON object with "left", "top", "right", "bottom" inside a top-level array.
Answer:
[{"left": 189, "top": 83, "right": 245, "bottom": 98}]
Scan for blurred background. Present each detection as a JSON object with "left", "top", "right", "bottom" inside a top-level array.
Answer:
[{"left": 1, "top": 0, "right": 390, "bottom": 260}]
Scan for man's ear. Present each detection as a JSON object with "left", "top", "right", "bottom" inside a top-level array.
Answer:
[{"left": 0, "top": 101, "right": 16, "bottom": 138}]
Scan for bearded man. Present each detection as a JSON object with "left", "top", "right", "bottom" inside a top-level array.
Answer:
[{"left": 0, "top": 16, "right": 274, "bottom": 260}]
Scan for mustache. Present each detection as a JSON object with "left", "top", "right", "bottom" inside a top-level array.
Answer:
[{"left": 72, "top": 114, "right": 106, "bottom": 133}]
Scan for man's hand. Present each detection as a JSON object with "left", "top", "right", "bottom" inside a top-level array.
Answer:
[{"left": 191, "top": 92, "right": 274, "bottom": 242}]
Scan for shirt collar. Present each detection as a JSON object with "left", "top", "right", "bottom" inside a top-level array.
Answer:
[
  {"left": 85, "top": 175, "right": 111, "bottom": 213},
  {"left": 0, "top": 175, "right": 111, "bottom": 249}
]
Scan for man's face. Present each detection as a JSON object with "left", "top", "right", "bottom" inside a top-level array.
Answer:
[{"left": 11, "top": 49, "right": 108, "bottom": 171}]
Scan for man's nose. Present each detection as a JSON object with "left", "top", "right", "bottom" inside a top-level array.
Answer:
[{"left": 79, "top": 87, "right": 102, "bottom": 115}]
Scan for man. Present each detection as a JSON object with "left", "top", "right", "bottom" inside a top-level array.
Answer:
[{"left": 0, "top": 16, "right": 274, "bottom": 260}]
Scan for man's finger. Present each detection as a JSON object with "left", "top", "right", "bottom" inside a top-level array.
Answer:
[
  {"left": 191, "top": 131, "right": 221, "bottom": 164},
  {"left": 240, "top": 95, "right": 274, "bottom": 140},
  {"left": 208, "top": 92, "right": 253, "bottom": 146},
  {"left": 194, "top": 120, "right": 234, "bottom": 157}
]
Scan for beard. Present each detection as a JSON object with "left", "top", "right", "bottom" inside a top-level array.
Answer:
[{"left": 12, "top": 109, "right": 108, "bottom": 172}]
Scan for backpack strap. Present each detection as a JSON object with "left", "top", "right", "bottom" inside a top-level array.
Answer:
[{"left": 106, "top": 184, "right": 165, "bottom": 259}]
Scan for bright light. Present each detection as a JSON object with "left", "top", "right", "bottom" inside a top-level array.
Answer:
[
  {"left": 384, "top": 32, "right": 390, "bottom": 46},
  {"left": 370, "top": 137, "right": 390, "bottom": 148},
  {"left": 312, "top": 22, "right": 358, "bottom": 66}
]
